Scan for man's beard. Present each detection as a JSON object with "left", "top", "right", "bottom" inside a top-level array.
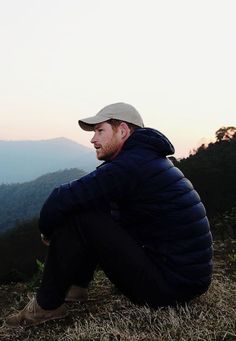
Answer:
[{"left": 96, "top": 138, "right": 119, "bottom": 161}]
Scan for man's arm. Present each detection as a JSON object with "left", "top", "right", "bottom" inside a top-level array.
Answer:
[{"left": 39, "top": 159, "right": 138, "bottom": 239}]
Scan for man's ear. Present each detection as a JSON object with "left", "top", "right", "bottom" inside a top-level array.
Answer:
[{"left": 119, "top": 122, "right": 131, "bottom": 139}]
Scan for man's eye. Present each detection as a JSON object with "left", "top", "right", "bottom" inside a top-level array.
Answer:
[{"left": 98, "top": 129, "right": 103, "bottom": 132}]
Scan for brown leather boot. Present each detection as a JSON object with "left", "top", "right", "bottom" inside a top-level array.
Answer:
[
  {"left": 6, "top": 297, "right": 67, "bottom": 327},
  {"left": 65, "top": 285, "right": 88, "bottom": 303}
]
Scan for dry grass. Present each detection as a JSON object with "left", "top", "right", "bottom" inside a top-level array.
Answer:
[{"left": 0, "top": 241, "right": 236, "bottom": 341}]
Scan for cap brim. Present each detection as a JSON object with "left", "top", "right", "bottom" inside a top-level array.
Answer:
[
  {"left": 78, "top": 115, "right": 106, "bottom": 131},
  {"left": 78, "top": 120, "right": 95, "bottom": 131}
]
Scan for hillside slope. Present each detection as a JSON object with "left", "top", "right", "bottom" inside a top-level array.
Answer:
[
  {"left": 0, "top": 168, "right": 86, "bottom": 233},
  {"left": 176, "top": 135, "right": 236, "bottom": 218},
  {"left": 0, "top": 240, "right": 235, "bottom": 340}
]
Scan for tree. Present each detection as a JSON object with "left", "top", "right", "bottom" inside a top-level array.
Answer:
[
  {"left": 215, "top": 126, "right": 236, "bottom": 142},
  {"left": 177, "top": 126, "right": 236, "bottom": 219}
]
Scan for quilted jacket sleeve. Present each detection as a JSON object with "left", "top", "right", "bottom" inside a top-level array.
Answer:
[{"left": 39, "top": 159, "right": 137, "bottom": 238}]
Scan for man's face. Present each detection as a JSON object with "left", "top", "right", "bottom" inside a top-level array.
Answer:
[{"left": 90, "top": 122, "right": 123, "bottom": 161}]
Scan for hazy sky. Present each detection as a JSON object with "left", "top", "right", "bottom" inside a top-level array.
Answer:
[{"left": 0, "top": 0, "right": 235, "bottom": 158}]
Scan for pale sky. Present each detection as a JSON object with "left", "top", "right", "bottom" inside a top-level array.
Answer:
[{"left": 0, "top": 0, "right": 235, "bottom": 158}]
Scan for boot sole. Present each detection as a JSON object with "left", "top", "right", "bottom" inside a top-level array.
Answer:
[{"left": 6, "top": 311, "right": 68, "bottom": 328}]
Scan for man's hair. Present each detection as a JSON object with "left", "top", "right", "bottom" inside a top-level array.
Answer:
[{"left": 107, "top": 119, "right": 140, "bottom": 134}]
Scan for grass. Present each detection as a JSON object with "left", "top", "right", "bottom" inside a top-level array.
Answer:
[{"left": 0, "top": 241, "right": 236, "bottom": 341}]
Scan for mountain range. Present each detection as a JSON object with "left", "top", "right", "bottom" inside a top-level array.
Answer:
[
  {"left": 0, "top": 137, "right": 100, "bottom": 184},
  {"left": 0, "top": 168, "right": 86, "bottom": 233}
]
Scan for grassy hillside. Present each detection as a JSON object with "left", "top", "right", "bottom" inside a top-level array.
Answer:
[{"left": 0, "top": 240, "right": 235, "bottom": 340}]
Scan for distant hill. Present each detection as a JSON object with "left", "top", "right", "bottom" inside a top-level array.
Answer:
[
  {"left": 0, "top": 168, "right": 86, "bottom": 233},
  {"left": 0, "top": 137, "right": 99, "bottom": 184}
]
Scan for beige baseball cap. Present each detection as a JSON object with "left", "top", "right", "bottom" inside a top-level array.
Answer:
[{"left": 78, "top": 102, "right": 144, "bottom": 131}]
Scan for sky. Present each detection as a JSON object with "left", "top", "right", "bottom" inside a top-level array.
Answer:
[{"left": 0, "top": 0, "right": 235, "bottom": 158}]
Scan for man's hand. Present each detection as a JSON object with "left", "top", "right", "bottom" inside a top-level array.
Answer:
[{"left": 41, "top": 234, "right": 50, "bottom": 246}]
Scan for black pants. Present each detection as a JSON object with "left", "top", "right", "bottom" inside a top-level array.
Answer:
[{"left": 37, "top": 209, "right": 176, "bottom": 310}]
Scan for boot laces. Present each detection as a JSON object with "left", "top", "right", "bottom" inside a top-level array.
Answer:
[{"left": 26, "top": 298, "right": 38, "bottom": 315}]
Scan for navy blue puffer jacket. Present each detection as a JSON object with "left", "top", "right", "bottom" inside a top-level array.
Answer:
[{"left": 39, "top": 128, "right": 213, "bottom": 294}]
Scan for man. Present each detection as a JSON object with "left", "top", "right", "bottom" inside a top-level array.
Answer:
[{"left": 6, "top": 102, "right": 213, "bottom": 327}]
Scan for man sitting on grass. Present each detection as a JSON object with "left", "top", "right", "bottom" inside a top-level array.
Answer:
[{"left": 6, "top": 102, "right": 213, "bottom": 327}]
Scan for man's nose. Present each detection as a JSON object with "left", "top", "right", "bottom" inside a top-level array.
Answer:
[{"left": 90, "top": 133, "right": 96, "bottom": 144}]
